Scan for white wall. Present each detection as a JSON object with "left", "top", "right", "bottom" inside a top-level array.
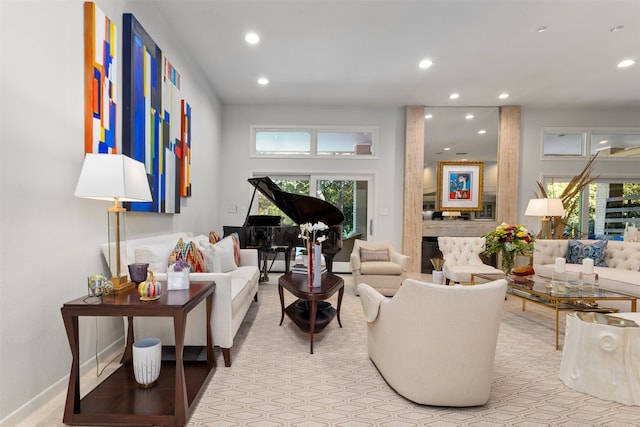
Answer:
[
  {"left": 219, "top": 105, "right": 406, "bottom": 246},
  {"left": 519, "top": 107, "right": 640, "bottom": 233},
  {"left": 0, "top": 0, "right": 222, "bottom": 421}
]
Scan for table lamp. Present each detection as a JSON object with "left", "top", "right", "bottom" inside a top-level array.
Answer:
[
  {"left": 74, "top": 154, "right": 152, "bottom": 292},
  {"left": 442, "top": 211, "right": 461, "bottom": 220},
  {"left": 525, "top": 198, "right": 565, "bottom": 240}
]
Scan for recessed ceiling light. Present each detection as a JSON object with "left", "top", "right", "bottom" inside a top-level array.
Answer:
[
  {"left": 443, "top": 147, "right": 451, "bottom": 151},
  {"left": 610, "top": 25, "right": 624, "bottom": 32},
  {"left": 425, "top": 114, "right": 433, "bottom": 119},
  {"left": 478, "top": 129, "right": 487, "bottom": 134},
  {"left": 418, "top": 59, "right": 433, "bottom": 69},
  {"left": 599, "top": 140, "right": 608, "bottom": 144},
  {"left": 536, "top": 26, "right": 549, "bottom": 33},
  {"left": 245, "top": 32, "right": 260, "bottom": 45},
  {"left": 618, "top": 59, "right": 636, "bottom": 68},
  {"left": 449, "top": 93, "right": 460, "bottom": 100},
  {"left": 498, "top": 93, "right": 510, "bottom": 99},
  {"left": 465, "top": 114, "right": 474, "bottom": 119},
  {"left": 257, "top": 77, "right": 269, "bottom": 85}
]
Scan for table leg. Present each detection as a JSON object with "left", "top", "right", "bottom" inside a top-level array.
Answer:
[
  {"left": 278, "top": 284, "right": 285, "bottom": 326},
  {"left": 632, "top": 299, "right": 637, "bottom": 312},
  {"left": 555, "top": 302, "right": 560, "bottom": 350},
  {"left": 120, "top": 315, "right": 134, "bottom": 364},
  {"left": 521, "top": 299, "right": 526, "bottom": 311},
  {"left": 336, "top": 286, "right": 344, "bottom": 328},
  {"left": 309, "top": 300, "right": 317, "bottom": 354},
  {"left": 206, "top": 293, "right": 216, "bottom": 368},
  {"left": 173, "top": 312, "right": 188, "bottom": 425},
  {"left": 61, "top": 310, "right": 80, "bottom": 421}
]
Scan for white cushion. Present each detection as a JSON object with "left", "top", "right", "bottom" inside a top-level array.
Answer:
[
  {"left": 134, "top": 243, "right": 172, "bottom": 274},
  {"left": 214, "top": 237, "right": 237, "bottom": 273},
  {"left": 197, "top": 239, "right": 218, "bottom": 272}
]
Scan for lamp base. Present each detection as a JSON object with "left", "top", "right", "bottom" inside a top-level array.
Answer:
[{"left": 110, "top": 275, "right": 135, "bottom": 294}]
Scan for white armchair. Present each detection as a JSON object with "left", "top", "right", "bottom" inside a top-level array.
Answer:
[
  {"left": 358, "top": 278, "right": 507, "bottom": 406},
  {"left": 438, "top": 236, "right": 503, "bottom": 285},
  {"left": 350, "top": 239, "right": 410, "bottom": 296}
]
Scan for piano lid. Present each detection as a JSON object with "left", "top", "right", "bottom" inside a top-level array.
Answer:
[{"left": 247, "top": 177, "right": 345, "bottom": 226}]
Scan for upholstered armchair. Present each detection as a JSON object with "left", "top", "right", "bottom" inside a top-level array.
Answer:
[
  {"left": 438, "top": 236, "right": 503, "bottom": 285},
  {"left": 358, "top": 278, "right": 507, "bottom": 406},
  {"left": 350, "top": 239, "right": 410, "bottom": 296}
]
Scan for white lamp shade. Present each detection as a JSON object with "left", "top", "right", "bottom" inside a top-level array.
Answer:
[
  {"left": 74, "top": 154, "right": 152, "bottom": 202},
  {"left": 525, "top": 198, "right": 565, "bottom": 217}
]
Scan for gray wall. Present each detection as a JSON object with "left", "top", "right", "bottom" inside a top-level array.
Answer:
[
  {"left": 219, "top": 104, "right": 406, "bottom": 246},
  {"left": 0, "top": 0, "right": 222, "bottom": 421},
  {"left": 519, "top": 107, "right": 640, "bottom": 233}
]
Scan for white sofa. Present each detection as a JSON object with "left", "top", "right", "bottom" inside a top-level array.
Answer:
[
  {"left": 533, "top": 239, "right": 640, "bottom": 309},
  {"left": 101, "top": 232, "right": 260, "bottom": 367}
]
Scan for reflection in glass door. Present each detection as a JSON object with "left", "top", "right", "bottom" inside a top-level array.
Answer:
[{"left": 316, "top": 177, "right": 370, "bottom": 273}]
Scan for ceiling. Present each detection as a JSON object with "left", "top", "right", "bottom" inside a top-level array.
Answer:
[{"left": 152, "top": 0, "right": 640, "bottom": 109}]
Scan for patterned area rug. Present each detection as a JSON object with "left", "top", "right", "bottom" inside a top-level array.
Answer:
[{"left": 189, "top": 279, "right": 640, "bottom": 426}]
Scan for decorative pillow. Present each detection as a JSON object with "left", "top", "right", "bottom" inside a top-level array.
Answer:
[
  {"left": 168, "top": 238, "right": 209, "bottom": 272},
  {"left": 566, "top": 239, "right": 607, "bottom": 267},
  {"left": 214, "top": 236, "right": 237, "bottom": 273},
  {"left": 228, "top": 233, "right": 241, "bottom": 266},
  {"left": 197, "top": 240, "right": 218, "bottom": 273},
  {"left": 360, "top": 248, "right": 390, "bottom": 262},
  {"left": 209, "top": 231, "right": 221, "bottom": 244},
  {"left": 135, "top": 243, "right": 173, "bottom": 274}
]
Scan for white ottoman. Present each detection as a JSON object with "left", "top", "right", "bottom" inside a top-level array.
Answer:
[{"left": 559, "top": 312, "right": 640, "bottom": 405}]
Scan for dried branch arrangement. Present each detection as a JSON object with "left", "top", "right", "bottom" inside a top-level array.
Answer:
[{"left": 535, "top": 153, "right": 600, "bottom": 238}]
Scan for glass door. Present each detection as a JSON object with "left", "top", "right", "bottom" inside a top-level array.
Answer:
[{"left": 314, "top": 176, "right": 372, "bottom": 273}]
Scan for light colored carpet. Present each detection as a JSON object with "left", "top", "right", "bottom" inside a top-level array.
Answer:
[{"left": 189, "top": 279, "right": 640, "bottom": 427}]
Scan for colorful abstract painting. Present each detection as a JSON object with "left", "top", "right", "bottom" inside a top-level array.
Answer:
[
  {"left": 161, "top": 56, "right": 182, "bottom": 210},
  {"left": 83, "top": 2, "right": 117, "bottom": 154},
  {"left": 122, "top": 13, "right": 176, "bottom": 213},
  {"left": 181, "top": 100, "right": 192, "bottom": 197}
]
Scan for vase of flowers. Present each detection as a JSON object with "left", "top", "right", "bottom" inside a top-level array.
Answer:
[
  {"left": 299, "top": 222, "right": 328, "bottom": 287},
  {"left": 483, "top": 223, "right": 535, "bottom": 275}
]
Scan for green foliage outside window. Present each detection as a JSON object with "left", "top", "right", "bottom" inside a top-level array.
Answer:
[{"left": 257, "top": 179, "right": 354, "bottom": 237}]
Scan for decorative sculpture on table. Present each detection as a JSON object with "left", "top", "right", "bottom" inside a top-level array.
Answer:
[{"left": 138, "top": 269, "right": 162, "bottom": 301}]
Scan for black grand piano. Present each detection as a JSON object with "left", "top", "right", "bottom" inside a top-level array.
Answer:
[{"left": 224, "top": 177, "right": 345, "bottom": 282}]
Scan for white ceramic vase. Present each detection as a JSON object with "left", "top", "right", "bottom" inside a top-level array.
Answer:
[
  {"left": 432, "top": 270, "right": 444, "bottom": 285},
  {"left": 132, "top": 337, "right": 162, "bottom": 388}
]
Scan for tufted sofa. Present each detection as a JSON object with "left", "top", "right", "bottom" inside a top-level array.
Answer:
[
  {"left": 101, "top": 232, "right": 260, "bottom": 366},
  {"left": 533, "top": 239, "right": 640, "bottom": 307}
]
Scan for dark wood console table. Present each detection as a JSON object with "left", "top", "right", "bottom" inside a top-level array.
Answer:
[
  {"left": 278, "top": 272, "right": 344, "bottom": 354},
  {"left": 61, "top": 281, "right": 215, "bottom": 426}
]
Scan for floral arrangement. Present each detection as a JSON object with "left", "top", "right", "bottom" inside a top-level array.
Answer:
[
  {"left": 483, "top": 223, "right": 535, "bottom": 274},
  {"left": 484, "top": 222, "right": 535, "bottom": 255},
  {"left": 299, "top": 222, "right": 329, "bottom": 247},
  {"left": 168, "top": 259, "right": 191, "bottom": 272}
]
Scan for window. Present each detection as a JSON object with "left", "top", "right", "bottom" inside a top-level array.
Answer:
[
  {"left": 254, "top": 175, "right": 369, "bottom": 239},
  {"left": 543, "top": 127, "right": 640, "bottom": 159},
  {"left": 543, "top": 178, "right": 640, "bottom": 239},
  {"left": 252, "top": 126, "right": 376, "bottom": 158},
  {"left": 543, "top": 130, "right": 585, "bottom": 157}
]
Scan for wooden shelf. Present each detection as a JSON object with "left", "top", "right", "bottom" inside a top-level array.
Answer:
[
  {"left": 284, "top": 301, "right": 337, "bottom": 333},
  {"left": 68, "top": 361, "right": 214, "bottom": 426}
]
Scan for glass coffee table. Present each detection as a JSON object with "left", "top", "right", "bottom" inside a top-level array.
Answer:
[{"left": 472, "top": 273, "right": 637, "bottom": 350}]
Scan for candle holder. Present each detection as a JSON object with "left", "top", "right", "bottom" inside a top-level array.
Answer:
[{"left": 128, "top": 263, "right": 149, "bottom": 286}]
